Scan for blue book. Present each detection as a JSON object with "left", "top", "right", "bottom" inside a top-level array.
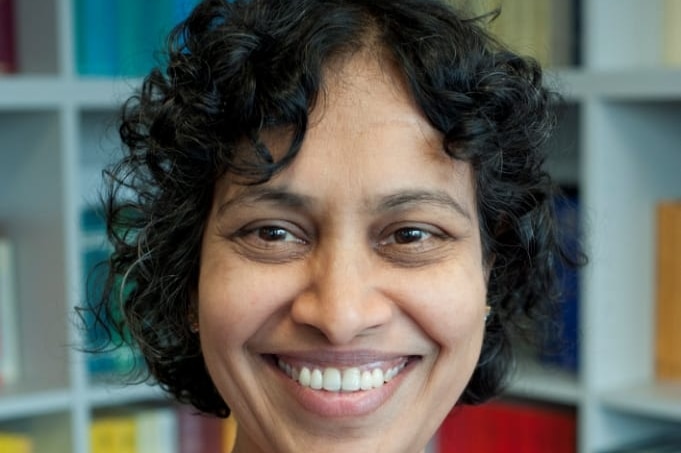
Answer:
[
  {"left": 81, "top": 207, "right": 140, "bottom": 379},
  {"left": 540, "top": 189, "right": 581, "bottom": 372},
  {"left": 74, "top": 0, "right": 119, "bottom": 76},
  {"left": 117, "top": 0, "right": 157, "bottom": 77}
]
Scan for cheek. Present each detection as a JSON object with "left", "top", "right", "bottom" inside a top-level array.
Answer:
[
  {"left": 197, "top": 257, "right": 298, "bottom": 346},
  {"left": 396, "top": 265, "right": 487, "bottom": 347}
]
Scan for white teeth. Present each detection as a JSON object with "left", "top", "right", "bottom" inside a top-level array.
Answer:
[
  {"left": 322, "top": 368, "right": 341, "bottom": 391},
  {"left": 341, "top": 367, "right": 361, "bottom": 392},
  {"left": 360, "top": 370, "right": 373, "bottom": 390},
  {"left": 310, "top": 368, "right": 323, "bottom": 390},
  {"left": 371, "top": 368, "right": 384, "bottom": 388},
  {"left": 299, "top": 367, "right": 311, "bottom": 387},
  {"left": 277, "top": 359, "right": 408, "bottom": 393}
]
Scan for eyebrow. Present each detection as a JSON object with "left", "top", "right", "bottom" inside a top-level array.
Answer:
[
  {"left": 373, "top": 190, "right": 472, "bottom": 221},
  {"left": 218, "top": 186, "right": 472, "bottom": 220},
  {"left": 217, "top": 186, "right": 315, "bottom": 217}
]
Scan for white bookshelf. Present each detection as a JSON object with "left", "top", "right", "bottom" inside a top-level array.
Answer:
[{"left": 1, "top": 0, "right": 680, "bottom": 452}]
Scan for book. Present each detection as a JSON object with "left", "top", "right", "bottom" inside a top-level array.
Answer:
[
  {"left": 73, "top": 0, "right": 119, "bottom": 76},
  {"left": 0, "top": 237, "right": 20, "bottom": 387},
  {"left": 655, "top": 200, "right": 681, "bottom": 380},
  {"left": 222, "top": 416, "right": 238, "bottom": 453},
  {"left": 0, "top": 0, "right": 16, "bottom": 73},
  {"left": 0, "top": 432, "right": 33, "bottom": 453},
  {"left": 452, "top": 0, "right": 578, "bottom": 67},
  {"left": 539, "top": 189, "right": 581, "bottom": 371},
  {"left": 178, "top": 405, "right": 226, "bottom": 453},
  {"left": 177, "top": 404, "right": 238, "bottom": 453},
  {"left": 74, "top": 0, "right": 201, "bottom": 76},
  {"left": 135, "top": 407, "right": 180, "bottom": 453},
  {"left": 437, "top": 400, "right": 576, "bottom": 452},
  {"left": 663, "top": 0, "right": 681, "bottom": 66},
  {"left": 80, "top": 206, "right": 140, "bottom": 380},
  {"left": 90, "top": 416, "right": 137, "bottom": 453}
]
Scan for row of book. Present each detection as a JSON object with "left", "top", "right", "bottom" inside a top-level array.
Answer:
[
  {"left": 91, "top": 405, "right": 236, "bottom": 453},
  {"left": 452, "top": 0, "right": 581, "bottom": 68},
  {"left": 449, "top": 0, "right": 681, "bottom": 68},
  {"left": 81, "top": 206, "right": 144, "bottom": 380},
  {"left": 436, "top": 399, "right": 577, "bottom": 452},
  {"left": 0, "top": 406, "right": 236, "bottom": 453},
  {"left": 75, "top": 0, "right": 200, "bottom": 77}
]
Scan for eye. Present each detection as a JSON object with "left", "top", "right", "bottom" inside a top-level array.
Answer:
[
  {"left": 376, "top": 223, "right": 454, "bottom": 266},
  {"left": 256, "top": 226, "right": 301, "bottom": 242},
  {"left": 392, "top": 227, "right": 432, "bottom": 244},
  {"left": 228, "top": 221, "right": 310, "bottom": 263}
]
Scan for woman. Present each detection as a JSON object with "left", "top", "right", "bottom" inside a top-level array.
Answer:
[{"left": 91, "top": 0, "right": 575, "bottom": 451}]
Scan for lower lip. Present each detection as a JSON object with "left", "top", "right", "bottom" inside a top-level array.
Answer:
[{"left": 268, "top": 358, "right": 415, "bottom": 418}]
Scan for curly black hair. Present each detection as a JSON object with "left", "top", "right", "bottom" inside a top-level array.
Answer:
[{"left": 87, "top": 0, "right": 580, "bottom": 418}]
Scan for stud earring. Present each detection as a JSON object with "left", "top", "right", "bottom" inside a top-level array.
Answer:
[
  {"left": 190, "top": 322, "right": 199, "bottom": 333},
  {"left": 484, "top": 305, "right": 491, "bottom": 322}
]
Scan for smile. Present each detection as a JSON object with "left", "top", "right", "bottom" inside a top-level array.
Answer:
[{"left": 277, "top": 357, "right": 409, "bottom": 392}]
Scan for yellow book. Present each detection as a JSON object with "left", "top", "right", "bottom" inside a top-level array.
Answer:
[
  {"left": 0, "top": 433, "right": 33, "bottom": 453},
  {"left": 656, "top": 201, "right": 681, "bottom": 380},
  {"left": 222, "top": 416, "right": 238, "bottom": 453},
  {"left": 446, "top": 0, "right": 574, "bottom": 67},
  {"left": 91, "top": 417, "right": 136, "bottom": 453},
  {"left": 663, "top": 0, "right": 681, "bottom": 66}
]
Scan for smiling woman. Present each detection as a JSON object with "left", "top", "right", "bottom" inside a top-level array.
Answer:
[{"left": 84, "top": 0, "right": 580, "bottom": 452}]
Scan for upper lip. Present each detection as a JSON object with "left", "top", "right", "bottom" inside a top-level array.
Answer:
[{"left": 266, "top": 351, "right": 419, "bottom": 368}]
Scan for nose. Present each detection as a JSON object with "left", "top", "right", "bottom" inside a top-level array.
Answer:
[{"left": 290, "top": 242, "right": 393, "bottom": 344}]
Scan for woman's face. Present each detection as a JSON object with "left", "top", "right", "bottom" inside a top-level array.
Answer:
[{"left": 198, "top": 53, "right": 488, "bottom": 453}]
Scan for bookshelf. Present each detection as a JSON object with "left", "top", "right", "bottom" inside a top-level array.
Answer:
[{"left": 0, "top": 0, "right": 680, "bottom": 452}]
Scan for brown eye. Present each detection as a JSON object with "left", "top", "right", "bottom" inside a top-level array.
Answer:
[
  {"left": 257, "top": 226, "right": 292, "bottom": 242},
  {"left": 393, "top": 228, "right": 430, "bottom": 244}
]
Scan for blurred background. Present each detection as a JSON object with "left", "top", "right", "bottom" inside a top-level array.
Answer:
[{"left": 0, "top": 0, "right": 680, "bottom": 452}]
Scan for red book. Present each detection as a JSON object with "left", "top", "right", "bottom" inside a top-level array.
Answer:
[
  {"left": 438, "top": 400, "right": 576, "bottom": 453},
  {"left": 0, "top": 0, "right": 16, "bottom": 73}
]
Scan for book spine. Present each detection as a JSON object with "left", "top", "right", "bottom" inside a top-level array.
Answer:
[
  {"left": 0, "top": 0, "right": 16, "bottom": 73},
  {"left": 0, "top": 433, "right": 33, "bottom": 453},
  {"left": 178, "top": 405, "right": 224, "bottom": 453},
  {"left": 663, "top": 0, "right": 681, "bottom": 66},
  {"left": 437, "top": 401, "right": 576, "bottom": 452},
  {"left": 73, "top": 0, "right": 119, "bottom": 76},
  {"left": 655, "top": 201, "right": 681, "bottom": 379},
  {"left": 81, "top": 206, "right": 143, "bottom": 379},
  {"left": 117, "top": 0, "right": 157, "bottom": 77},
  {"left": 91, "top": 417, "right": 136, "bottom": 453},
  {"left": 222, "top": 416, "right": 238, "bottom": 453},
  {"left": 539, "top": 189, "right": 580, "bottom": 371},
  {"left": 0, "top": 238, "right": 20, "bottom": 387},
  {"left": 135, "top": 408, "right": 179, "bottom": 453}
]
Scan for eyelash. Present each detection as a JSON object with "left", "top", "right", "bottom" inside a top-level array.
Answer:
[{"left": 229, "top": 222, "right": 452, "bottom": 265}]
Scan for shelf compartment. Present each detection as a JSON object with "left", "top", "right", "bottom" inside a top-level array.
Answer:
[
  {"left": 506, "top": 360, "right": 581, "bottom": 406},
  {"left": 0, "top": 110, "right": 71, "bottom": 393},
  {"left": 600, "top": 380, "right": 681, "bottom": 422},
  {"left": 0, "top": 411, "right": 72, "bottom": 453}
]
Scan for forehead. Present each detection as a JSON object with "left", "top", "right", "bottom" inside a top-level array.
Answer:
[{"left": 218, "top": 51, "right": 475, "bottom": 214}]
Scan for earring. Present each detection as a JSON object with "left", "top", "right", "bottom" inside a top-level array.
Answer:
[
  {"left": 484, "top": 305, "right": 491, "bottom": 322},
  {"left": 190, "top": 322, "right": 199, "bottom": 333}
]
